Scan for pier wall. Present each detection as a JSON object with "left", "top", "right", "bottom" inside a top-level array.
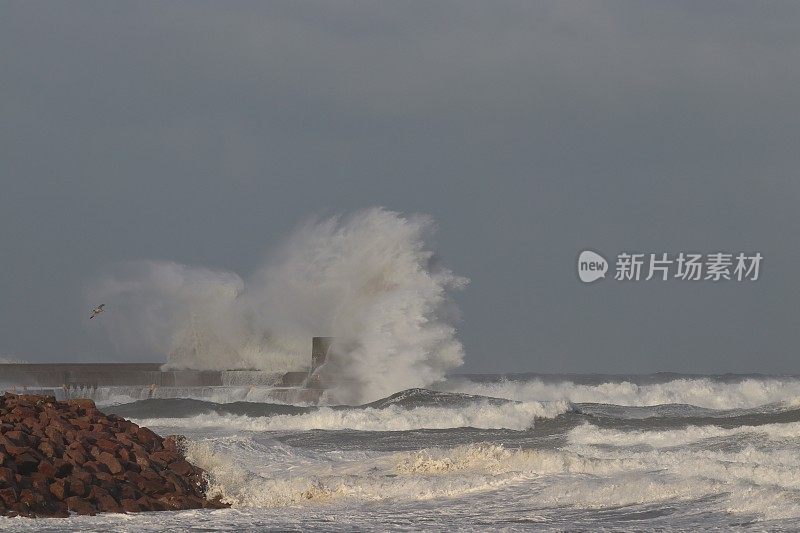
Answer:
[
  {"left": 0, "top": 338, "right": 332, "bottom": 403},
  {"left": 0, "top": 364, "right": 311, "bottom": 388}
]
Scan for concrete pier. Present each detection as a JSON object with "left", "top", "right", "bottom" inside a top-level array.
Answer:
[
  {"left": 0, "top": 363, "right": 217, "bottom": 387},
  {"left": 0, "top": 364, "right": 313, "bottom": 388},
  {"left": 0, "top": 338, "right": 332, "bottom": 403}
]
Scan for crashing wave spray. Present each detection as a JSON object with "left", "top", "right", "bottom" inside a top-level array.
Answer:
[{"left": 88, "top": 208, "right": 468, "bottom": 403}]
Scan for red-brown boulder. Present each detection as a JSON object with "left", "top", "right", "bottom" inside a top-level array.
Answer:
[
  {"left": 65, "top": 399, "right": 96, "bottom": 411},
  {"left": 98, "top": 451, "right": 123, "bottom": 475},
  {"left": 65, "top": 495, "right": 96, "bottom": 515},
  {"left": 120, "top": 498, "right": 141, "bottom": 513},
  {"left": 37, "top": 460, "right": 57, "bottom": 479},
  {"left": 0, "top": 467, "right": 15, "bottom": 485},
  {"left": 0, "top": 487, "right": 18, "bottom": 506},
  {"left": 15, "top": 452, "right": 39, "bottom": 474},
  {"left": 38, "top": 440, "right": 57, "bottom": 459},
  {"left": 49, "top": 479, "right": 67, "bottom": 501},
  {"left": 168, "top": 460, "right": 193, "bottom": 477},
  {"left": 135, "top": 427, "right": 159, "bottom": 448},
  {"left": 151, "top": 449, "right": 179, "bottom": 464},
  {"left": 95, "top": 438, "right": 119, "bottom": 454},
  {"left": 65, "top": 448, "right": 87, "bottom": 465},
  {"left": 68, "top": 478, "right": 87, "bottom": 498},
  {"left": 90, "top": 486, "right": 121, "bottom": 513}
]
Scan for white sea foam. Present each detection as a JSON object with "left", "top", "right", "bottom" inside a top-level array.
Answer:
[
  {"left": 443, "top": 377, "right": 800, "bottom": 409},
  {"left": 185, "top": 438, "right": 625, "bottom": 509},
  {"left": 394, "top": 443, "right": 638, "bottom": 477},
  {"left": 181, "top": 431, "right": 800, "bottom": 522},
  {"left": 557, "top": 422, "right": 800, "bottom": 520},
  {"left": 568, "top": 420, "right": 800, "bottom": 448},
  {"left": 135, "top": 400, "right": 570, "bottom": 432},
  {"left": 185, "top": 439, "right": 521, "bottom": 508}
]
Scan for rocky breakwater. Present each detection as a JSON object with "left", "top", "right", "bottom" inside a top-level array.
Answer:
[{"left": 0, "top": 393, "right": 227, "bottom": 517}]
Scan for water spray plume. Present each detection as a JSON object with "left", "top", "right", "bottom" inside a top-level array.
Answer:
[{"left": 88, "top": 208, "right": 468, "bottom": 403}]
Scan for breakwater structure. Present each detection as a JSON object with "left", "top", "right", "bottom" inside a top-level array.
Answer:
[
  {"left": 0, "top": 337, "right": 333, "bottom": 404},
  {"left": 0, "top": 393, "right": 227, "bottom": 516}
]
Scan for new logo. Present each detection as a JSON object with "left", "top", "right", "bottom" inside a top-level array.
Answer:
[{"left": 578, "top": 250, "right": 608, "bottom": 283}]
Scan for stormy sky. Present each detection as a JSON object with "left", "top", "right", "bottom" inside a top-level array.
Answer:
[{"left": 2, "top": 1, "right": 799, "bottom": 373}]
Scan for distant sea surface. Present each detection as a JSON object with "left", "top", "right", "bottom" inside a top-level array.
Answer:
[{"left": 5, "top": 373, "right": 800, "bottom": 531}]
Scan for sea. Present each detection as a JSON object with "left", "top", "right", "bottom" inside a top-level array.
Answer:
[{"left": 4, "top": 373, "right": 800, "bottom": 531}]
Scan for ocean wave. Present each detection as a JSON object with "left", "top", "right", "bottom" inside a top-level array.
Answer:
[
  {"left": 568, "top": 420, "right": 800, "bottom": 448},
  {"left": 184, "top": 438, "right": 638, "bottom": 509},
  {"left": 90, "top": 209, "right": 468, "bottom": 404},
  {"left": 183, "top": 435, "right": 800, "bottom": 521},
  {"left": 185, "top": 440, "right": 524, "bottom": 508},
  {"left": 363, "top": 388, "right": 507, "bottom": 409},
  {"left": 559, "top": 422, "right": 800, "bottom": 520},
  {"left": 108, "top": 388, "right": 521, "bottom": 420},
  {"left": 134, "top": 399, "right": 570, "bottom": 432},
  {"left": 443, "top": 377, "right": 800, "bottom": 410},
  {"left": 394, "top": 443, "right": 637, "bottom": 477},
  {"left": 107, "top": 398, "right": 312, "bottom": 420}
]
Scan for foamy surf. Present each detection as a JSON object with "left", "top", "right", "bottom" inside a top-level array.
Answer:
[
  {"left": 442, "top": 376, "right": 800, "bottom": 409},
  {"left": 134, "top": 399, "right": 571, "bottom": 432},
  {"left": 179, "top": 428, "right": 800, "bottom": 523}
]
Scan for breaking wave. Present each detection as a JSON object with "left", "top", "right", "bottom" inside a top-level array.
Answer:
[
  {"left": 106, "top": 384, "right": 800, "bottom": 436},
  {"left": 183, "top": 429, "right": 800, "bottom": 521},
  {"left": 568, "top": 420, "right": 800, "bottom": 448},
  {"left": 88, "top": 208, "right": 467, "bottom": 404},
  {"left": 443, "top": 376, "right": 800, "bottom": 410},
  {"left": 185, "top": 439, "right": 531, "bottom": 508},
  {"left": 134, "top": 399, "right": 570, "bottom": 432}
]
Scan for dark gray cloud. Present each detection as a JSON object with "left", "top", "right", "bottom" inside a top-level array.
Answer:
[{"left": 2, "top": 1, "right": 799, "bottom": 372}]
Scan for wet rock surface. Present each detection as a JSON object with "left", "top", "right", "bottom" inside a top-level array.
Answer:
[{"left": 0, "top": 393, "right": 227, "bottom": 517}]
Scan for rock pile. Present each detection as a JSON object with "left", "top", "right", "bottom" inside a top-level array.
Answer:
[{"left": 0, "top": 393, "right": 226, "bottom": 517}]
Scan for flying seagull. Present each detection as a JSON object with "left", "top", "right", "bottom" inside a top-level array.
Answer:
[{"left": 90, "top": 304, "right": 105, "bottom": 319}]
